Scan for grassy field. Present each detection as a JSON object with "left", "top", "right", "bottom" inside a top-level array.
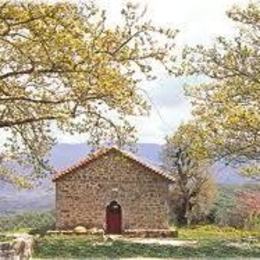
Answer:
[
  {"left": 33, "top": 225, "right": 260, "bottom": 258},
  {"left": 178, "top": 225, "right": 260, "bottom": 240}
]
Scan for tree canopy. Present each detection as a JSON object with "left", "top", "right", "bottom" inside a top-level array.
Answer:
[
  {"left": 162, "top": 131, "right": 216, "bottom": 226},
  {"left": 177, "top": 2, "right": 260, "bottom": 177},
  {"left": 0, "top": 2, "right": 177, "bottom": 185}
]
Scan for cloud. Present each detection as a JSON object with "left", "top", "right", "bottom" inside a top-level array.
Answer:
[
  {"left": 62, "top": 0, "right": 252, "bottom": 144},
  {"left": 96, "top": 0, "right": 250, "bottom": 45}
]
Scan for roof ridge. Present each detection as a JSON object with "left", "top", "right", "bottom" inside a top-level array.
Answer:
[{"left": 53, "top": 146, "right": 175, "bottom": 182}]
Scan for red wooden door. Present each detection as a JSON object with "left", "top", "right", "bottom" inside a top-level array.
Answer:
[{"left": 106, "top": 201, "right": 122, "bottom": 234}]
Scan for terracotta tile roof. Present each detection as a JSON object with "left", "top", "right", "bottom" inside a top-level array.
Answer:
[{"left": 52, "top": 146, "right": 175, "bottom": 182}]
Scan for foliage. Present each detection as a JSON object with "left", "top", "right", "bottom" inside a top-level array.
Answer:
[
  {"left": 168, "top": 176, "right": 216, "bottom": 226},
  {"left": 0, "top": 2, "right": 177, "bottom": 186},
  {"left": 211, "top": 185, "right": 237, "bottom": 227},
  {"left": 177, "top": 2, "right": 260, "bottom": 178},
  {"left": 165, "top": 122, "right": 210, "bottom": 162},
  {"left": 232, "top": 191, "right": 260, "bottom": 229},
  {"left": 163, "top": 130, "right": 217, "bottom": 226},
  {"left": 0, "top": 211, "right": 55, "bottom": 232},
  {"left": 211, "top": 184, "right": 260, "bottom": 229},
  {"left": 189, "top": 177, "right": 217, "bottom": 223},
  {"left": 34, "top": 230, "right": 260, "bottom": 258}
]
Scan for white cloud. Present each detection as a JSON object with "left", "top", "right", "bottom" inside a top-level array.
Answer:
[{"left": 96, "top": 0, "right": 250, "bottom": 44}]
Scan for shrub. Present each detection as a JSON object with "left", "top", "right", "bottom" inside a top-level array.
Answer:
[
  {"left": 211, "top": 185, "right": 237, "bottom": 226},
  {"left": 211, "top": 185, "right": 260, "bottom": 229},
  {"left": 0, "top": 211, "right": 55, "bottom": 232},
  {"left": 233, "top": 191, "right": 260, "bottom": 229}
]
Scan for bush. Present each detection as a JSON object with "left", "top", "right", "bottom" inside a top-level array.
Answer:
[
  {"left": 211, "top": 184, "right": 260, "bottom": 229},
  {"left": 233, "top": 191, "right": 260, "bottom": 229},
  {"left": 211, "top": 185, "right": 237, "bottom": 226},
  {"left": 0, "top": 211, "right": 55, "bottom": 233}
]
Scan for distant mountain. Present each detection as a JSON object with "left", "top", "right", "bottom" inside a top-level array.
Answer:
[
  {"left": 48, "top": 143, "right": 162, "bottom": 170},
  {"left": 0, "top": 143, "right": 252, "bottom": 215}
]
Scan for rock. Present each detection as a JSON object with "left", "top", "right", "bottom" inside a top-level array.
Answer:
[
  {"left": 0, "top": 242, "right": 12, "bottom": 251},
  {"left": 12, "top": 239, "right": 26, "bottom": 256},
  {"left": 89, "top": 227, "right": 101, "bottom": 234},
  {"left": 104, "top": 235, "right": 114, "bottom": 242},
  {"left": 74, "top": 226, "right": 87, "bottom": 234},
  {"left": 12, "top": 235, "right": 33, "bottom": 259},
  {"left": 0, "top": 234, "right": 33, "bottom": 259}
]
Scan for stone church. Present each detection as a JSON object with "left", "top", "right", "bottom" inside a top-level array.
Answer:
[{"left": 53, "top": 147, "right": 175, "bottom": 234}]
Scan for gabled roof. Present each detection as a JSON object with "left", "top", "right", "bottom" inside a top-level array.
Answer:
[{"left": 52, "top": 146, "right": 175, "bottom": 182}]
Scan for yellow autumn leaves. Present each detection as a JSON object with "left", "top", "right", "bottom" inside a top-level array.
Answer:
[
  {"left": 0, "top": 2, "right": 177, "bottom": 185},
  {"left": 168, "top": 2, "right": 259, "bottom": 177}
]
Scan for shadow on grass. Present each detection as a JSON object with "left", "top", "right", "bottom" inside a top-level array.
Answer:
[{"left": 34, "top": 237, "right": 260, "bottom": 258}]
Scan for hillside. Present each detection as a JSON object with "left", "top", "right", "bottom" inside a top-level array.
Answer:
[{"left": 0, "top": 143, "right": 251, "bottom": 215}]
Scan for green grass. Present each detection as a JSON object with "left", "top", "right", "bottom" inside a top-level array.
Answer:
[
  {"left": 0, "top": 211, "right": 55, "bottom": 233},
  {"left": 178, "top": 224, "right": 260, "bottom": 240},
  {"left": 33, "top": 238, "right": 260, "bottom": 258},
  {"left": 33, "top": 226, "right": 260, "bottom": 258},
  {"left": 0, "top": 235, "right": 13, "bottom": 243}
]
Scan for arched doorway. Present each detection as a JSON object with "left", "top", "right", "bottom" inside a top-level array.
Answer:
[{"left": 106, "top": 201, "right": 122, "bottom": 234}]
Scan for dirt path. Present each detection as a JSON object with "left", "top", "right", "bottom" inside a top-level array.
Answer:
[{"left": 107, "top": 235, "right": 197, "bottom": 246}]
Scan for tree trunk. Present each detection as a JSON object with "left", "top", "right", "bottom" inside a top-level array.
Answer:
[{"left": 178, "top": 194, "right": 192, "bottom": 226}]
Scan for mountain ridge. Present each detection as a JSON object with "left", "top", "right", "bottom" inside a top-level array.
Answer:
[{"left": 0, "top": 142, "right": 251, "bottom": 215}]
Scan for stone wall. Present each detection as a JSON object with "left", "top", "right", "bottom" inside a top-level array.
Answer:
[{"left": 55, "top": 150, "right": 170, "bottom": 230}]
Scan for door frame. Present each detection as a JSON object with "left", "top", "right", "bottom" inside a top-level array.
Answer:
[{"left": 106, "top": 201, "right": 122, "bottom": 234}]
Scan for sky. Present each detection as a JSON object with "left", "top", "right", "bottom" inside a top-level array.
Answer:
[{"left": 60, "top": 0, "right": 251, "bottom": 144}]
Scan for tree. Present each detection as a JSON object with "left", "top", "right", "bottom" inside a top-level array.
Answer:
[
  {"left": 234, "top": 190, "right": 260, "bottom": 229},
  {"left": 177, "top": 2, "right": 260, "bottom": 178},
  {"left": 162, "top": 131, "right": 217, "bottom": 226},
  {"left": 0, "top": 2, "right": 177, "bottom": 186},
  {"left": 213, "top": 186, "right": 260, "bottom": 229}
]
